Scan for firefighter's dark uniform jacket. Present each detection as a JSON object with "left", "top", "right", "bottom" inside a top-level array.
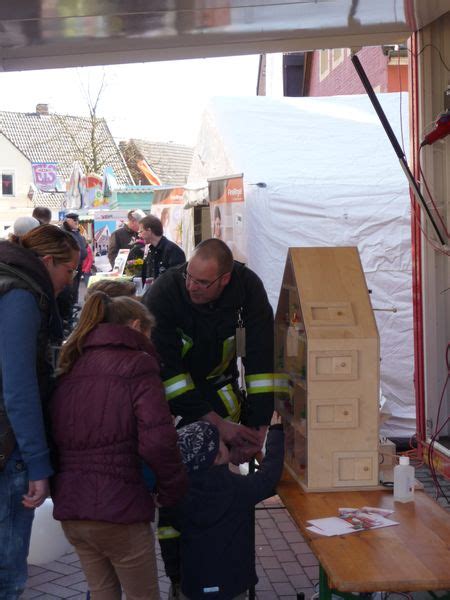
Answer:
[{"left": 143, "top": 261, "right": 275, "bottom": 427}]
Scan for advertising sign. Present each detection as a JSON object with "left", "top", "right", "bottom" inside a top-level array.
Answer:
[
  {"left": 112, "top": 249, "right": 130, "bottom": 276},
  {"left": 208, "top": 175, "right": 246, "bottom": 263},
  {"left": 151, "top": 187, "right": 185, "bottom": 247},
  {"left": 32, "top": 162, "right": 61, "bottom": 192}
]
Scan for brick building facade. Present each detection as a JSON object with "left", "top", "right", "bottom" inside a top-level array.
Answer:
[{"left": 305, "top": 46, "right": 408, "bottom": 96}]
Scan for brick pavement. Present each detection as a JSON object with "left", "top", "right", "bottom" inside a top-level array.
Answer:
[
  {"left": 24, "top": 495, "right": 318, "bottom": 600},
  {"left": 24, "top": 465, "right": 449, "bottom": 599}
]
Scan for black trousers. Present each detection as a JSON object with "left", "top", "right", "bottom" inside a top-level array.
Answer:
[{"left": 158, "top": 507, "right": 181, "bottom": 583}]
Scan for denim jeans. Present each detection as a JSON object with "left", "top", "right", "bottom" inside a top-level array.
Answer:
[{"left": 0, "top": 459, "right": 34, "bottom": 600}]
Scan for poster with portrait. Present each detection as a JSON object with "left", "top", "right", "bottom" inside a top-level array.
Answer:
[
  {"left": 208, "top": 175, "right": 246, "bottom": 263},
  {"left": 151, "top": 187, "right": 185, "bottom": 247}
]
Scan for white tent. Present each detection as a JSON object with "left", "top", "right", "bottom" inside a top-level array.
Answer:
[{"left": 188, "top": 93, "right": 414, "bottom": 437}]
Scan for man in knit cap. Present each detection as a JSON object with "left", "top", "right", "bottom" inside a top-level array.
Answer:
[{"left": 7, "top": 216, "right": 40, "bottom": 242}]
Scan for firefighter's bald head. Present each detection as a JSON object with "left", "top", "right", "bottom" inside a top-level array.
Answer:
[{"left": 185, "top": 239, "right": 233, "bottom": 304}]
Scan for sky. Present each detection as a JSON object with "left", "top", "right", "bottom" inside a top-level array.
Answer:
[{"left": 0, "top": 55, "right": 260, "bottom": 147}]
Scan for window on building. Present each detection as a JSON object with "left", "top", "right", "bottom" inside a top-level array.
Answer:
[
  {"left": 319, "top": 50, "right": 330, "bottom": 81},
  {"left": 283, "top": 53, "right": 305, "bottom": 97},
  {"left": 1, "top": 172, "right": 14, "bottom": 196},
  {"left": 332, "top": 48, "right": 344, "bottom": 69}
]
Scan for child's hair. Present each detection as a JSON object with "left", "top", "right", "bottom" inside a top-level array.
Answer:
[
  {"left": 85, "top": 278, "right": 136, "bottom": 300},
  {"left": 58, "top": 292, "right": 155, "bottom": 374}
]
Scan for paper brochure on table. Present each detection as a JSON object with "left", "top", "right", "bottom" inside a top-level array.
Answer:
[{"left": 306, "top": 507, "right": 399, "bottom": 537}]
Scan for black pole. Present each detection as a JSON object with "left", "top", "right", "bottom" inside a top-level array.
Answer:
[
  {"left": 248, "top": 456, "right": 256, "bottom": 600},
  {"left": 351, "top": 53, "right": 446, "bottom": 246}
]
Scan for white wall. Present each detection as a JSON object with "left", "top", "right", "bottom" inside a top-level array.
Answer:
[{"left": 0, "top": 134, "right": 34, "bottom": 226}]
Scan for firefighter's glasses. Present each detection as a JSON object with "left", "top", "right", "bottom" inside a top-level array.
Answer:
[{"left": 183, "top": 269, "right": 228, "bottom": 289}]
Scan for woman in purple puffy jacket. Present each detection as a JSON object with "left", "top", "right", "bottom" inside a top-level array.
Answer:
[{"left": 51, "top": 292, "right": 188, "bottom": 600}]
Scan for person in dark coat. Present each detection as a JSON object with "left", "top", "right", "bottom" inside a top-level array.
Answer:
[
  {"left": 138, "top": 214, "right": 186, "bottom": 285},
  {"left": 175, "top": 418, "right": 284, "bottom": 600},
  {"left": 107, "top": 209, "right": 142, "bottom": 267},
  {"left": 142, "top": 238, "right": 275, "bottom": 594},
  {"left": 143, "top": 238, "right": 274, "bottom": 458},
  {"left": 61, "top": 212, "right": 87, "bottom": 304},
  {"left": 51, "top": 292, "right": 189, "bottom": 600}
]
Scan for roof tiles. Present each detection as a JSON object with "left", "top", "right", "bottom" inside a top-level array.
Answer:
[
  {"left": 0, "top": 109, "right": 132, "bottom": 186},
  {"left": 121, "top": 139, "right": 193, "bottom": 186}
]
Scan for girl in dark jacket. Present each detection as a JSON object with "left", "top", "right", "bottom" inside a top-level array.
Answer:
[{"left": 51, "top": 292, "right": 188, "bottom": 600}]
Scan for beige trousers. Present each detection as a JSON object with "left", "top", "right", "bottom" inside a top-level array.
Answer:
[
  {"left": 62, "top": 520, "right": 160, "bottom": 600},
  {"left": 180, "top": 592, "right": 246, "bottom": 599}
]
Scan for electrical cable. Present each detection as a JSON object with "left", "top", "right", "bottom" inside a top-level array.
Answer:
[
  {"left": 397, "top": 46, "right": 447, "bottom": 256},
  {"left": 406, "top": 41, "right": 450, "bottom": 500},
  {"left": 400, "top": 43, "right": 449, "bottom": 243},
  {"left": 400, "top": 434, "right": 423, "bottom": 468},
  {"left": 350, "top": 53, "right": 446, "bottom": 245},
  {"left": 391, "top": 48, "right": 446, "bottom": 264},
  {"left": 417, "top": 145, "right": 450, "bottom": 240},
  {"left": 410, "top": 197, "right": 450, "bottom": 257},
  {"left": 408, "top": 42, "right": 450, "bottom": 243},
  {"left": 353, "top": 46, "right": 449, "bottom": 499},
  {"left": 426, "top": 343, "right": 450, "bottom": 504},
  {"left": 407, "top": 43, "right": 450, "bottom": 72},
  {"left": 427, "top": 416, "right": 450, "bottom": 504}
]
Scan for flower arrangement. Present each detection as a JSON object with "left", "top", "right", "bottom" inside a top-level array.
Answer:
[{"left": 124, "top": 258, "right": 144, "bottom": 277}]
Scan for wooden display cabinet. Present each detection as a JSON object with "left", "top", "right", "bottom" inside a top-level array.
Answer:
[{"left": 275, "top": 247, "right": 380, "bottom": 491}]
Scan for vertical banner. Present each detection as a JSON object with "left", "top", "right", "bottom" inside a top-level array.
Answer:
[
  {"left": 65, "top": 161, "right": 84, "bottom": 210},
  {"left": 208, "top": 175, "right": 246, "bottom": 263},
  {"left": 82, "top": 173, "right": 104, "bottom": 208},
  {"left": 151, "top": 187, "right": 185, "bottom": 247},
  {"left": 101, "top": 166, "right": 118, "bottom": 208},
  {"left": 136, "top": 159, "right": 162, "bottom": 186},
  {"left": 78, "top": 218, "right": 95, "bottom": 246},
  {"left": 32, "top": 162, "right": 62, "bottom": 192}
]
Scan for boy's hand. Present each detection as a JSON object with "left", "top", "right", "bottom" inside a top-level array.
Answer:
[
  {"left": 270, "top": 411, "right": 282, "bottom": 426},
  {"left": 229, "top": 426, "right": 268, "bottom": 465}
]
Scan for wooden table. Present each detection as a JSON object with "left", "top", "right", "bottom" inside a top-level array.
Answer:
[{"left": 277, "top": 470, "right": 450, "bottom": 600}]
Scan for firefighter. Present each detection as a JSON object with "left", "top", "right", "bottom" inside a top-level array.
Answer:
[{"left": 143, "top": 237, "right": 275, "bottom": 598}]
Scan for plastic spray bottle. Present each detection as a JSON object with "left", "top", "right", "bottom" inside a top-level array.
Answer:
[{"left": 393, "top": 456, "right": 415, "bottom": 503}]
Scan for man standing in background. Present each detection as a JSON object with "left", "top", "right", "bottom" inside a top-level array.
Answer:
[
  {"left": 138, "top": 215, "right": 186, "bottom": 284},
  {"left": 62, "top": 213, "right": 87, "bottom": 305},
  {"left": 108, "top": 209, "right": 143, "bottom": 267},
  {"left": 32, "top": 206, "right": 52, "bottom": 225}
]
